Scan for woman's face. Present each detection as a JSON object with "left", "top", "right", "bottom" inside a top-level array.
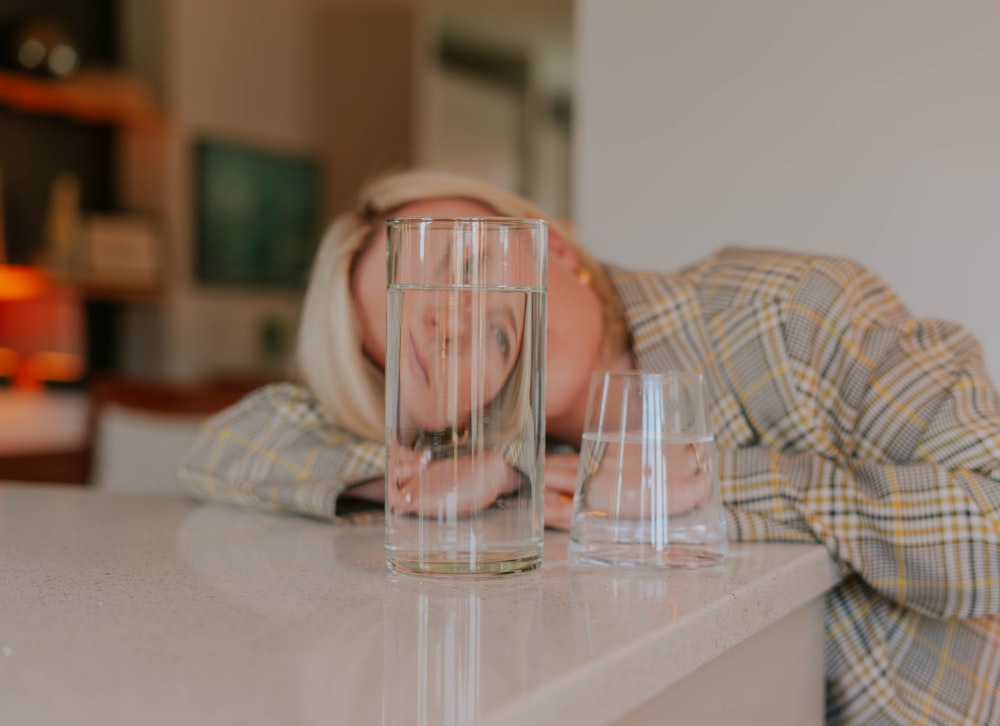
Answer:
[{"left": 351, "top": 197, "right": 605, "bottom": 435}]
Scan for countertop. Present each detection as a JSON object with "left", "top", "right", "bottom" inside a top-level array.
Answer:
[{"left": 0, "top": 484, "right": 839, "bottom": 725}]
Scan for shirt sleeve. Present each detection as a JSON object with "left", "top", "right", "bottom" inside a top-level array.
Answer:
[
  {"left": 709, "top": 251, "right": 1000, "bottom": 620},
  {"left": 178, "top": 382, "right": 386, "bottom": 523}
]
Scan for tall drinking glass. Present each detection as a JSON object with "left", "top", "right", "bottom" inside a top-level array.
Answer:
[
  {"left": 385, "top": 217, "right": 547, "bottom": 576},
  {"left": 569, "top": 371, "right": 728, "bottom": 569}
]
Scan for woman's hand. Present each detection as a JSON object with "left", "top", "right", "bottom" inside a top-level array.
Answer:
[
  {"left": 388, "top": 448, "right": 522, "bottom": 517},
  {"left": 543, "top": 453, "right": 580, "bottom": 530},
  {"left": 580, "top": 441, "right": 713, "bottom": 518}
]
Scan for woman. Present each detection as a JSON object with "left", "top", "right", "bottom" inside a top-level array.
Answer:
[
  {"left": 180, "top": 169, "right": 1000, "bottom": 725},
  {"left": 182, "top": 171, "right": 633, "bottom": 524}
]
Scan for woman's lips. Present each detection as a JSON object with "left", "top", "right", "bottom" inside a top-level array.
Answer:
[{"left": 408, "top": 332, "right": 430, "bottom": 386}]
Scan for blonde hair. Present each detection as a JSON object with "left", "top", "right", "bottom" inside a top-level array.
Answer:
[{"left": 296, "top": 168, "right": 625, "bottom": 442}]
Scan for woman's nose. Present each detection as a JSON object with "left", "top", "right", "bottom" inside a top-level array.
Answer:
[{"left": 425, "top": 293, "right": 472, "bottom": 350}]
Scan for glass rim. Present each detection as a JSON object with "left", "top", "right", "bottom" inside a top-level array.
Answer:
[
  {"left": 386, "top": 216, "right": 548, "bottom": 229},
  {"left": 589, "top": 369, "right": 704, "bottom": 384}
]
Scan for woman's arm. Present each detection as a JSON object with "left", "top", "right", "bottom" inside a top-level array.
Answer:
[
  {"left": 387, "top": 448, "right": 524, "bottom": 517},
  {"left": 178, "top": 383, "right": 386, "bottom": 522},
  {"left": 721, "top": 446, "right": 1000, "bottom": 619},
  {"left": 705, "top": 251, "right": 1000, "bottom": 620}
]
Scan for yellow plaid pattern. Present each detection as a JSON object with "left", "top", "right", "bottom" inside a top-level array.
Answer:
[
  {"left": 180, "top": 246, "right": 1000, "bottom": 724},
  {"left": 180, "top": 383, "right": 387, "bottom": 525},
  {"left": 611, "top": 247, "right": 1000, "bottom": 724}
]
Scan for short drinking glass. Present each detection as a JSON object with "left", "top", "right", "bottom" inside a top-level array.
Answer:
[{"left": 569, "top": 370, "right": 727, "bottom": 569}]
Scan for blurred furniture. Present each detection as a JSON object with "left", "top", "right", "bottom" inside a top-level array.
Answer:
[
  {"left": 86, "top": 376, "right": 259, "bottom": 494},
  {"left": 1, "top": 62, "right": 166, "bottom": 382},
  {"left": 0, "top": 386, "right": 89, "bottom": 482},
  {"left": 0, "top": 484, "right": 839, "bottom": 725},
  {"left": 0, "top": 68, "right": 160, "bottom": 128},
  {"left": 0, "top": 265, "right": 84, "bottom": 389},
  {"left": 0, "top": 376, "right": 263, "bottom": 486}
]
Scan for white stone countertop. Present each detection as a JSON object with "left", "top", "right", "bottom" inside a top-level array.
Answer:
[{"left": 0, "top": 484, "right": 839, "bottom": 725}]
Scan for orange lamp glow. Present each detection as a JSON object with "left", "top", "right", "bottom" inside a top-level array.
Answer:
[
  {"left": 0, "top": 266, "right": 84, "bottom": 389},
  {"left": 0, "top": 265, "right": 49, "bottom": 301}
]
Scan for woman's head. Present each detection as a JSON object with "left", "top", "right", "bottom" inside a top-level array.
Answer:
[{"left": 296, "top": 169, "right": 626, "bottom": 442}]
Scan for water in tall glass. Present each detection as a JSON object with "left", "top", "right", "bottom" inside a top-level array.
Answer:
[{"left": 384, "top": 217, "right": 546, "bottom": 576}]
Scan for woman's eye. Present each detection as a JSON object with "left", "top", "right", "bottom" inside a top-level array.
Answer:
[{"left": 493, "top": 326, "right": 510, "bottom": 357}]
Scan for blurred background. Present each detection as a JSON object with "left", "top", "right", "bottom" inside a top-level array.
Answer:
[
  {"left": 0, "top": 0, "right": 573, "bottom": 387},
  {"left": 2, "top": 0, "right": 999, "bottom": 487}
]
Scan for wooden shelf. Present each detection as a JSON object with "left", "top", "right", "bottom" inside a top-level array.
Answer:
[
  {"left": 0, "top": 69, "right": 162, "bottom": 128},
  {"left": 52, "top": 272, "right": 166, "bottom": 304}
]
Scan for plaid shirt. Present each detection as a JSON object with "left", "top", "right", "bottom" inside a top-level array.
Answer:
[{"left": 180, "top": 246, "right": 1000, "bottom": 725}]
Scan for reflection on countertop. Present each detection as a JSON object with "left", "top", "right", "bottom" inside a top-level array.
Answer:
[{"left": 0, "top": 484, "right": 838, "bottom": 726}]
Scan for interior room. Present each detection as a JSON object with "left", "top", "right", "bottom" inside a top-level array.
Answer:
[
  {"left": 3, "top": 2, "right": 999, "bottom": 723},
  {"left": 0, "top": 0, "right": 573, "bottom": 486},
  {"left": 4, "top": 0, "right": 998, "bottom": 486}
]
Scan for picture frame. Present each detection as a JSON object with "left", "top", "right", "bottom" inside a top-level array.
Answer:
[
  {"left": 193, "top": 138, "right": 322, "bottom": 289},
  {"left": 85, "top": 214, "right": 163, "bottom": 282}
]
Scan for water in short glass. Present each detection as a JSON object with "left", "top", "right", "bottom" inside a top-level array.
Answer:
[
  {"left": 384, "top": 217, "right": 547, "bottom": 576},
  {"left": 569, "top": 370, "right": 728, "bottom": 569}
]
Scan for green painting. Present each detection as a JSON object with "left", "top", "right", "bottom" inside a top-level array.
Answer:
[{"left": 194, "top": 138, "right": 321, "bottom": 289}]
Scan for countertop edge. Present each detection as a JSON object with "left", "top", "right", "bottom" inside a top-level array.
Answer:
[{"left": 486, "top": 544, "right": 839, "bottom": 726}]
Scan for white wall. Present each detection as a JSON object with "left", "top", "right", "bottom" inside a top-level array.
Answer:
[
  {"left": 575, "top": 0, "right": 1000, "bottom": 382},
  {"left": 416, "top": 0, "right": 574, "bottom": 215},
  {"left": 422, "top": 72, "right": 524, "bottom": 192}
]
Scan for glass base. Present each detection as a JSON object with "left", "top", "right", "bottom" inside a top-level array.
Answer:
[
  {"left": 386, "top": 549, "right": 542, "bottom": 577},
  {"left": 568, "top": 542, "right": 726, "bottom": 570}
]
